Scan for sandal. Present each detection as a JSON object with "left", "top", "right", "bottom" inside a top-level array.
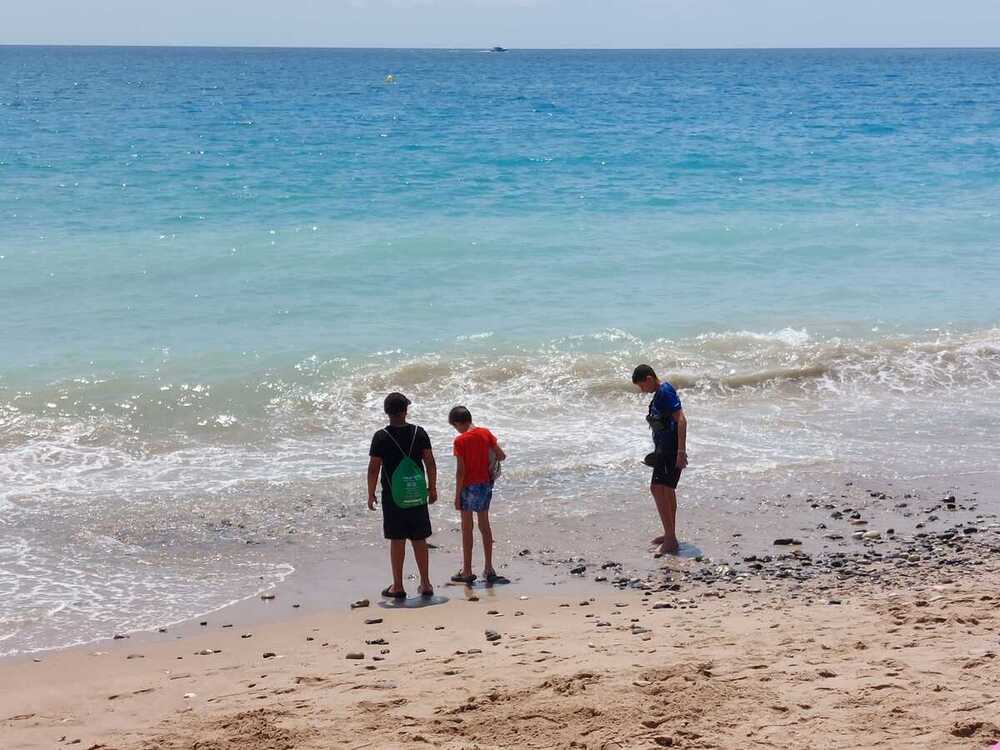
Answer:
[
  {"left": 484, "top": 570, "right": 508, "bottom": 585},
  {"left": 450, "top": 572, "right": 476, "bottom": 585},
  {"left": 419, "top": 586, "right": 434, "bottom": 598},
  {"left": 381, "top": 586, "right": 406, "bottom": 600}
]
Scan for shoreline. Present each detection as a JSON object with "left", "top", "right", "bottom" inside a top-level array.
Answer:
[
  {"left": 2, "top": 475, "right": 998, "bottom": 748},
  {"left": 4, "top": 469, "right": 998, "bottom": 661},
  {"left": 4, "top": 544, "right": 998, "bottom": 749}
]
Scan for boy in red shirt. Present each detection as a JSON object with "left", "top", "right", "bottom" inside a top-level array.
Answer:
[{"left": 448, "top": 406, "right": 506, "bottom": 585}]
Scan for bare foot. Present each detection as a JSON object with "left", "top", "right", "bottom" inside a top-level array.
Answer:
[
  {"left": 657, "top": 539, "right": 680, "bottom": 556},
  {"left": 651, "top": 535, "right": 666, "bottom": 545}
]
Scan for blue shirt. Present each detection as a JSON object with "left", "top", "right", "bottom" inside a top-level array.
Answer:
[{"left": 648, "top": 382, "right": 682, "bottom": 446}]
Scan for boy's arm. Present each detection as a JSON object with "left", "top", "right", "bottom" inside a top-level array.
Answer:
[
  {"left": 672, "top": 409, "right": 688, "bottom": 468},
  {"left": 422, "top": 448, "right": 438, "bottom": 503},
  {"left": 366, "top": 457, "right": 381, "bottom": 510},
  {"left": 489, "top": 431, "right": 506, "bottom": 461},
  {"left": 454, "top": 455, "right": 465, "bottom": 510}
]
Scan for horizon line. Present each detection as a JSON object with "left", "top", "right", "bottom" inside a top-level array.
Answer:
[{"left": 2, "top": 43, "right": 1000, "bottom": 51}]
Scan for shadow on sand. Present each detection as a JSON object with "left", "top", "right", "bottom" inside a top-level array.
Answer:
[{"left": 377, "top": 594, "right": 450, "bottom": 609}]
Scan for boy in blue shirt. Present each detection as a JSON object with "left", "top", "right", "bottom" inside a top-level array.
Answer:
[{"left": 632, "top": 364, "right": 688, "bottom": 556}]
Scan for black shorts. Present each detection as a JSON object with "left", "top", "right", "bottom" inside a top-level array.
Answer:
[
  {"left": 382, "top": 500, "right": 432, "bottom": 541},
  {"left": 651, "top": 451, "right": 682, "bottom": 489}
]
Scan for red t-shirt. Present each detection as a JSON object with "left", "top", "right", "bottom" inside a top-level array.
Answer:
[{"left": 453, "top": 426, "right": 498, "bottom": 488}]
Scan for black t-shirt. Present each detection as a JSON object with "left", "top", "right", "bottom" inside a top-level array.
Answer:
[{"left": 369, "top": 423, "right": 432, "bottom": 501}]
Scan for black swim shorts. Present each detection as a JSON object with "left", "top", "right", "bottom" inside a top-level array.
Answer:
[
  {"left": 382, "top": 500, "right": 432, "bottom": 541},
  {"left": 651, "top": 451, "right": 682, "bottom": 489}
]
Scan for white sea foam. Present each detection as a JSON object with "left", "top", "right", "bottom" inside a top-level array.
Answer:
[{"left": 2, "top": 327, "right": 999, "bottom": 654}]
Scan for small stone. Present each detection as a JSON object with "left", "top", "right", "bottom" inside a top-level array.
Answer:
[
  {"left": 652, "top": 601, "right": 674, "bottom": 609},
  {"left": 570, "top": 565, "right": 586, "bottom": 575},
  {"left": 773, "top": 538, "right": 800, "bottom": 546},
  {"left": 183, "top": 692, "right": 196, "bottom": 699},
  {"left": 241, "top": 633, "right": 253, "bottom": 639},
  {"left": 260, "top": 593, "right": 275, "bottom": 601},
  {"left": 653, "top": 738, "right": 674, "bottom": 748},
  {"left": 196, "top": 649, "right": 214, "bottom": 656},
  {"left": 485, "top": 630, "right": 501, "bottom": 642},
  {"left": 262, "top": 652, "right": 277, "bottom": 659},
  {"left": 350, "top": 599, "right": 370, "bottom": 609},
  {"left": 113, "top": 634, "right": 129, "bottom": 640},
  {"left": 126, "top": 654, "right": 144, "bottom": 660},
  {"left": 199, "top": 621, "right": 208, "bottom": 626},
  {"left": 346, "top": 652, "right": 365, "bottom": 660},
  {"left": 364, "top": 617, "right": 383, "bottom": 625}
]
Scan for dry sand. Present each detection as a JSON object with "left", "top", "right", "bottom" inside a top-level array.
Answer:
[{"left": 4, "top": 567, "right": 1000, "bottom": 750}]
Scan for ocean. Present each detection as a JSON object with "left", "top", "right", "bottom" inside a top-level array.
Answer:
[{"left": 2, "top": 46, "right": 999, "bottom": 654}]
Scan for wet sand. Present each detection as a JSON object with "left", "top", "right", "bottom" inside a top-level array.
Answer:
[{"left": 3, "top": 472, "right": 1000, "bottom": 749}]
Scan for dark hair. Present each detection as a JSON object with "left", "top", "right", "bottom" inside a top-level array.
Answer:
[
  {"left": 631, "top": 364, "right": 657, "bottom": 384},
  {"left": 448, "top": 405, "right": 472, "bottom": 425},
  {"left": 383, "top": 392, "right": 411, "bottom": 416}
]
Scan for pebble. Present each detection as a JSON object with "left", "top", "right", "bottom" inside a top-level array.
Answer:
[
  {"left": 364, "top": 617, "right": 383, "bottom": 625},
  {"left": 346, "top": 652, "right": 365, "bottom": 660},
  {"left": 260, "top": 593, "right": 275, "bottom": 600},
  {"left": 350, "top": 599, "right": 370, "bottom": 609},
  {"left": 485, "top": 630, "right": 501, "bottom": 642},
  {"left": 262, "top": 652, "right": 277, "bottom": 659}
]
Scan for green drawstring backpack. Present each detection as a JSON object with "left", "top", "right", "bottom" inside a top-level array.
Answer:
[{"left": 382, "top": 426, "right": 429, "bottom": 509}]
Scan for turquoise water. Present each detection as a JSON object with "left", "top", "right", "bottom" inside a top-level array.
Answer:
[{"left": 2, "top": 47, "right": 1000, "bottom": 653}]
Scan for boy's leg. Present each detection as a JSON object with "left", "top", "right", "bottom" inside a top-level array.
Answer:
[
  {"left": 411, "top": 539, "right": 432, "bottom": 593},
  {"left": 460, "top": 510, "right": 475, "bottom": 577},
  {"left": 476, "top": 510, "right": 494, "bottom": 574},
  {"left": 389, "top": 539, "right": 406, "bottom": 593},
  {"left": 650, "top": 483, "right": 679, "bottom": 555}
]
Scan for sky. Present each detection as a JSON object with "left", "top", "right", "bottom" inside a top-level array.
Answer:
[{"left": 3, "top": 0, "right": 1000, "bottom": 48}]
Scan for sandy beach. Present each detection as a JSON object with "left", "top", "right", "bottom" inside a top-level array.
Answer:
[{"left": 4, "top": 475, "right": 999, "bottom": 750}]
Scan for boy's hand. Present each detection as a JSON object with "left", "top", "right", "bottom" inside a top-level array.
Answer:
[
  {"left": 367, "top": 494, "right": 377, "bottom": 510},
  {"left": 428, "top": 488, "right": 438, "bottom": 504},
  {"left": 676, "top": 451, "right": 688, "bottom": 469}
]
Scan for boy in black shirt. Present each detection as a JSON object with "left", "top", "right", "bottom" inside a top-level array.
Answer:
[{"left": 367, "top": 392, "right": 438, "bottom": 598}]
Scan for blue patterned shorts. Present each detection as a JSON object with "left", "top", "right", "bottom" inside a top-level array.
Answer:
[{"left": 460, "top": 482, "right": 493, "bottom": 512}]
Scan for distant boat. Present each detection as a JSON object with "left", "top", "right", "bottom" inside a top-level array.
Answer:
[{"left": 488, "top": 46, "right": 508, "bottom": 53}]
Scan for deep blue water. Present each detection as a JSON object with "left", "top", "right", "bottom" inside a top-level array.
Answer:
[{"left": 2, "top": 47, "right": 1000, "bottom": 378}]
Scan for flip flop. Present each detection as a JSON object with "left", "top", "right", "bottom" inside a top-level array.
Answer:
[
  {"left": 450, "top": 572, "right": 476, "bottom": 585},
  {"left": 381, "top": 586, "right": 406, "bottom": 599},
  {"left": 484, "top": 570, "right": 508, "bottom": 585},
  {"left": 419, "top": 586, "right": 434, "bottom": 598}
]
